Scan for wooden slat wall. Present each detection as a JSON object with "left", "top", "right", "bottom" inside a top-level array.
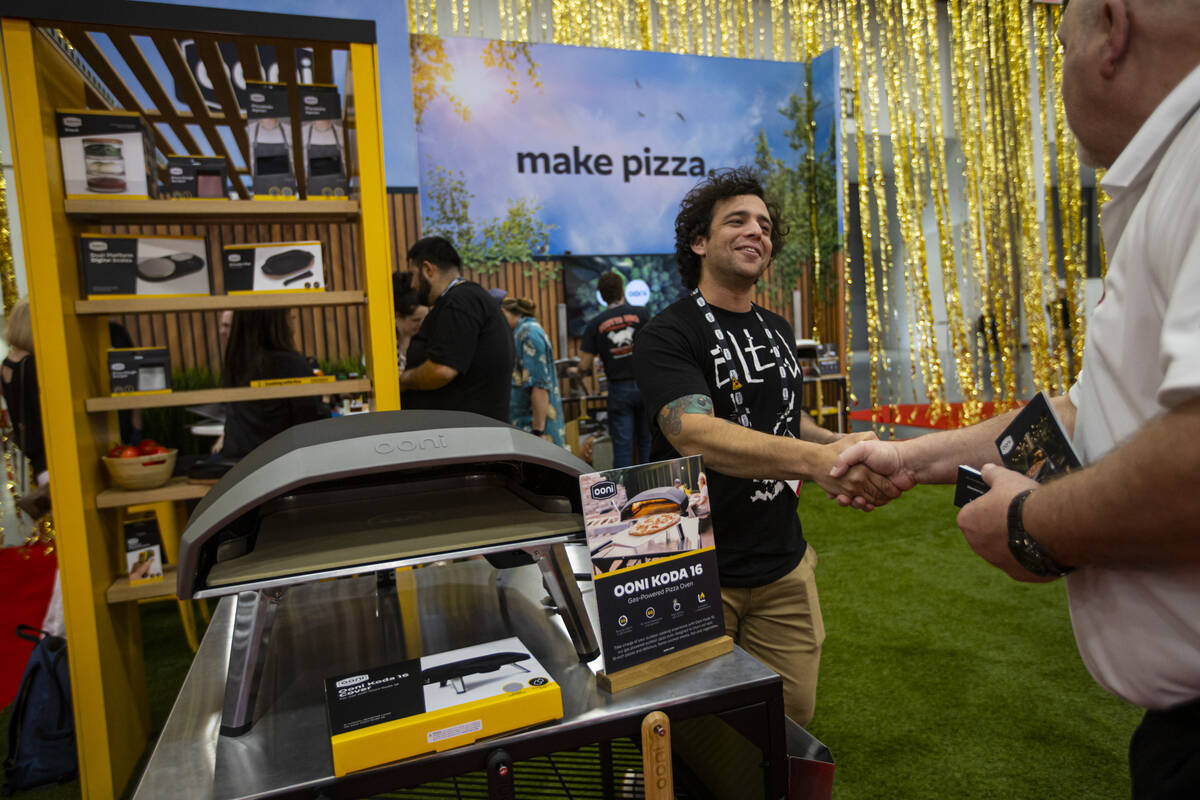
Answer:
[{"left": 116, "top": 188, "right": 801, "bottom": 376}]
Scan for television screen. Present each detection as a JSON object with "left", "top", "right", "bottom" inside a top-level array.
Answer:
[{"left": 563, "top": 254, "right": 689, "bottom": 337}]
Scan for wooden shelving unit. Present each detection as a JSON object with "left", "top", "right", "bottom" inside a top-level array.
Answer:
[
  {"left": 65, "top": 197, "right": 359, "bottom": 221},
  {"left": 95, "top": 476, "right": 210, "bottom": 509},
  {"left": 105, "top": 565, "right": 180, "bottom": 604},
  {"left": 85, "top": 378, "right": 370, "bottom": 411},
  {"left": 75, "top": 290, "right": 365, "bottom": 315},
  {"left": 1, "top": 8, "right": 398, "bottom": 797}
]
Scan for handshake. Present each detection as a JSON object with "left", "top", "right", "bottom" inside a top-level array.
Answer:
[{"left": 810, "top": 432, "right": 912, "bottom": 512}]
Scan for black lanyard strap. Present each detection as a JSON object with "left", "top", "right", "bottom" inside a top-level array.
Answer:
[{"left": 691, "top": 289, "right": 791, "bottom": 428}]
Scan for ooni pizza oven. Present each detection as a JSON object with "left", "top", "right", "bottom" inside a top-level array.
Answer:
[{"left": 176, "top": 410, "right": 599, "bottom": 735}]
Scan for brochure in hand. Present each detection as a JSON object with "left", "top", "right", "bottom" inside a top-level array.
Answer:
[
  {"left": 954, "top": 391, "right": 1082, "bottom": 507},
  {"left": 995, "top": 391, "right": 1082, "bottom": 481}
]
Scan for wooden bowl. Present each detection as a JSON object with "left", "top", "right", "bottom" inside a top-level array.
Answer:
[{"left": 102, "top": 449, "right": 178, "bottom": 490}]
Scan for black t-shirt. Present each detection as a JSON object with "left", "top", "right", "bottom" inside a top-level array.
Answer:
[
  {"left": 633, "top": 296, "right": 807, "bottom": 588},
  {"left": 403, "top": 280, "right": 515, "bottom": 422},
  {"left": 221, "top": 351, "right": 331, "bottom": 459},
  {"left": 581, "top": 303, "right": 650, "bottom": 382},
  {"left": 2, "top": 354, "right": 46, "bottom": 475}
]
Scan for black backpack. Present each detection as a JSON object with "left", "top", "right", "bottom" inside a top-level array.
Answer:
[{"left": 3, "top": 625, "right": 76, "bottom": 794}]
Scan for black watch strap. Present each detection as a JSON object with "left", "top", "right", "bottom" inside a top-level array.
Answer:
[{"left": 1007, "top": 489, "right": 1074, "bottom": 577}]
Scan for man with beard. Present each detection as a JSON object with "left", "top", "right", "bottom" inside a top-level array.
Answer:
[
  {"left": 632, "top": 167, "right": 897, "bottom": 726},
  {"left": 399, "top": 236, "right": 514, "bottom": 422}
]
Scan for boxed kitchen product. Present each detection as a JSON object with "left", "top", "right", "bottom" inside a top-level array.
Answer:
[
  {"left": 325, "top": 636, "right": 562, "bottom": 776},
  {"left": 108, "top": 347, "right": 171, "bottom": 395},
  {"left": 223, "top": 241, "right": 325, "bottom": 294},
  {"left": 164, "top": 154, "right": 227, "bottom": 199},
  {"left": 79, "top": 234, "right": 212, "bottom": 299},
  {"left": 245, "top": 81, "right": 297, "bottom": 200},
  {"left": 123, "top": 510, "right": 165, "bottom": 586},
  {"left": 56, "top": 109, "right": 157, "bottom": 199},
  {"left": 298, "top": 84, "right": 347, "bottom": 199}
]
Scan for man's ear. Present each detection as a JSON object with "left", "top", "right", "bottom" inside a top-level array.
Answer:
[
  {"left": 690, "top": 234, "right": 707, "bottom": 258},
  {"left": 1098, "top": 0, "right": 1130, "bottom": 79},
  {"left": 421, "top": 260, "right": 437, "bottom": 279}
]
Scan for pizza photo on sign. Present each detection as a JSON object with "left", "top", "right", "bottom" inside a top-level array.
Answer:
[{"left": 582, "top": 466, "right": 715, "bottom": 576}]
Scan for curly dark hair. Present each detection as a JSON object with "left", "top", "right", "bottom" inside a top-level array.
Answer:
[{"left": 673, "top": 167, "right": 785, "bottom": 290}]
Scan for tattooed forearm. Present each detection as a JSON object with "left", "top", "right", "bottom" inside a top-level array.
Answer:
[{"left": 658, "top": 394, "right": 714, "bottom": 436}]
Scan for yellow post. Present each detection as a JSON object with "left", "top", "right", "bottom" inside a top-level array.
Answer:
[
  {"left": 349, "top": 42, "right": 400, "bottom": 411},
  {"left": 0, "top": 20, "right": 149, "bottom": 798}
]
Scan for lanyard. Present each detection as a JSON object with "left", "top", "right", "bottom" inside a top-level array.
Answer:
[
  {"left": 438, "top": 276, "right": 464, "bottom": 301},
  {"left": 691, "top": 289, "right": 791, "bottom": 428}
]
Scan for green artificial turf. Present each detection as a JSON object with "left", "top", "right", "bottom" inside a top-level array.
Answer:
[
  {"left": 4, "top": 486, "right": 1143, "bottom": 799},
  {"left": 798, "top": 482, "right": 1142, "bottom": 800}
]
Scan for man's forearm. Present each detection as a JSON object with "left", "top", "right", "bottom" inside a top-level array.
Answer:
[
  {"left": 898, "top": 404, "right": 1034, "bottom": 484},
  {"left": 798, "top": 411, "right": 839, "bottom": 444},
  {"left": 669, "top": 408, "right": 839, "bottom": 481},
  {"left": 1023, "top": 395, "right": 1200, "bottom": 570},
  {"left": 399, "top": 360, "right": 457, "bottom": 392}
]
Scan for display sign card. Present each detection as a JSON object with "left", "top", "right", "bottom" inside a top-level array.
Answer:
[{"left": 581, "top": 455, "right": 724, "bottom": 675}]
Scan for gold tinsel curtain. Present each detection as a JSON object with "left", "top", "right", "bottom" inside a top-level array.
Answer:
[{"left": 407, "top": 0, "right": 1087, "bottom": 422}]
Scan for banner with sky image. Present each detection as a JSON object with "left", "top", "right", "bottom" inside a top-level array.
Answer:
[{"left": 413, "top": 36, "right": 843, "bottom": 266}]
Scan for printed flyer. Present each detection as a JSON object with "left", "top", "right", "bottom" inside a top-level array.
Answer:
[{"left": 580, "top": 455, "right": 724, "bottom": 674}]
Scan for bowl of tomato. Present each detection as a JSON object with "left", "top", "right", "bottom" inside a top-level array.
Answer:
[{"left": 102, "top": 439, "right": 177, "bottom": 490}]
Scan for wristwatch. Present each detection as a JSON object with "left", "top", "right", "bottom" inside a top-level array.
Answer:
[
  {"left": 1007, "top": 489, "right": 1074, "bottom": 577},
  {"left": 531, "top": 428, "right": 545, "bottom": 437}
]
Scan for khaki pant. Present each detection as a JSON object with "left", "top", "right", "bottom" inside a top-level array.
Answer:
[{"left": 721, "top": 545, "right": 825, "bottom": 726}]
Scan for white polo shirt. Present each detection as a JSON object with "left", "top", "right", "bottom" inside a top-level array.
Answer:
[{"left": 1066, "top": 64, "right": 1200, "bottom": 710}]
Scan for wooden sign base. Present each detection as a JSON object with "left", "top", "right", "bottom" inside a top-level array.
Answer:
[{"left": 596, "top": 635, "right": 733, "bottom": 693}]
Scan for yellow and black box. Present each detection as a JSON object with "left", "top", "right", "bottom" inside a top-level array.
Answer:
[{"left": 325, "top": 636, "right": 562, "bottom": 776}]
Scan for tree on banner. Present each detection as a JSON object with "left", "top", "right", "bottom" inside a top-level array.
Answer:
[
  {"left": 421, "top": 165, "right": 555, "bottom": 281},
  {"left": 753, "top": 62, "right": 841, "bottom": 310}
]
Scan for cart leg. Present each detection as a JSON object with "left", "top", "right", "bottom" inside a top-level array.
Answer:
[
  {"left": 220, "top": 588, "right": 283, "bottom": 736},
  {"left": 526, "top": 542, "right": 600, "bottom": 662},
  {"left": 642, "top": 710, "right": 674, "bottom": 800}
]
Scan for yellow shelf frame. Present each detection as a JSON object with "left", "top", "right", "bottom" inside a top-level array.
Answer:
[{"left": 0, "top": 14, "right": 397, "bottom": 799}]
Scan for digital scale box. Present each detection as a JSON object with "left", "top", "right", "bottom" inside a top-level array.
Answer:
[
  {"left": 79, "top": 234, "right": 212, "bottom": 299},
  {"left": 222, "top": 241, "right": 326, "bottom": 293},
  {"left": 56, "top": 109, "right": 158, "bottom": 199},
  {"left": 325, "top": 636, "right": 562, "bottom": 776}
]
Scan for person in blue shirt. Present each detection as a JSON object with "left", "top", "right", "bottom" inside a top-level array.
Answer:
[{"left": 500, "top": 297, "right": 565, "bottom": 446}]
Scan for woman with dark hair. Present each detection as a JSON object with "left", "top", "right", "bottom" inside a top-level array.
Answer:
[
  {"left": 500, "top": 297, "right": 565, "bottom": 447},
  {"left": 220, "top": 309, "right": 330, "bottom": 459},
  {"left": 392, "top": 270, "right": 428, "bottom": 371}
]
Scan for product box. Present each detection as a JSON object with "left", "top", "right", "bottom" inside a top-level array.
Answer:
[
  {"left": 108, "top": 347, "right": 171, "bottom": 395},
  {"left": 246, "top": 81, "right": 297, "bottom": 200},
  {"left": 223, "top": 241, "right": 325, "bottom": 293},
  {"left": 56, "top": 109, "right": 157, "bottom": 199},
  {"left": 164, "top": 154, "right": 227, "bottom": 199},
  {"left": 123, "top": 510, "right": 164, "bottom": 586},
  {"left": 299, "top": 84, "right": 347, "bottom": 199},
  {"left": 79, "top": 234, "right": 212, "bottom": 299},
  {"left": 325, "top": 636, "right": 562, "bottom": 776}
]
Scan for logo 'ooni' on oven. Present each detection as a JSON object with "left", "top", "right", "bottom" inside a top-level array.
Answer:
[{"left": 374, "top": 434, "right": 448, "bottom": 455}]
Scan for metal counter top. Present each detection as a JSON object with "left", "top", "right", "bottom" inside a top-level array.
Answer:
[{"left": 133, "top": 551, "right": 787, "bottom": 799}]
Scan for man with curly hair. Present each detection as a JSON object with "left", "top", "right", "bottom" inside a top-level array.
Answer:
[{"left": 632, "top": 167, "right": 897, "bottom": 725}]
